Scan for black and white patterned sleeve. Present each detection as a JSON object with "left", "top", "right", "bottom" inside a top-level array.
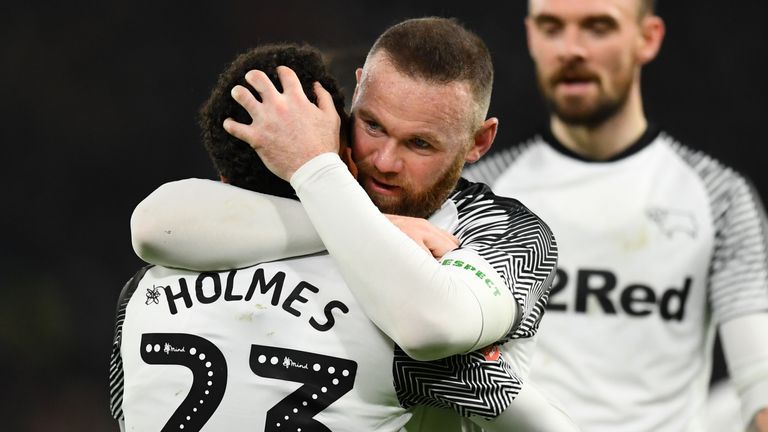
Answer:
[
  {"left": 710, "top": 173, "right": 768, "bottom": 319},
  {"left": 670, "top": 142, "right": 768, "bottom": 321},
  {"left": 451, "top": 180, "right": 558, "bottom": 340},
  {"left": 393, "top": 182, "right": 556, "bottom": 419},
  {"left": 109, "top": 266, "right": 152, "bottom": 422},
  {"left": 394, "top": 344, "right": 523, "bottom": 419}
]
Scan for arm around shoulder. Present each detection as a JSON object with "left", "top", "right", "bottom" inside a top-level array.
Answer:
[{"left": 131, "top": 178, "right": 324, "bottom": 270}]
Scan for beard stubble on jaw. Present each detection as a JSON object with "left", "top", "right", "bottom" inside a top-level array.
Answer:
[
  {"left": 539, "top": 63, "right": 633, "bottom": 128},
  {"left": 356, "top": 151, "right": 466, "bottom": 219}
]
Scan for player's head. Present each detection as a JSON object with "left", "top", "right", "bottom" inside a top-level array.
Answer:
[
  {"left": 526, "top": 0, "right": 664, "bottom": 127},
  {"left": 200, "top": 43, "right": 349, "bottom": 199},
  {"left": 349, "top": 17, "right": 498, "bottom": 218}
]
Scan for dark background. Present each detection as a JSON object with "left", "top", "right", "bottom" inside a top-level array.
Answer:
[{"left": 2, "top": 1, "right": 765, "bottom": 430}]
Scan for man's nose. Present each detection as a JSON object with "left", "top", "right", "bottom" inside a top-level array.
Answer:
[
  {"left": 557, "top": 27, "right": 588, "bottom": 63},
  {"left": 372, "top": 139, "right": 404, "bottom": 174}
]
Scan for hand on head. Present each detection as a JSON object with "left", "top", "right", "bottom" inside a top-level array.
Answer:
[{"left": 224, "top": 65, "right": 342, "bottom": 181}]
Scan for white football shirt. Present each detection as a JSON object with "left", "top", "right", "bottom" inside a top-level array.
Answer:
[
  {"left": 110, "top": 179, "right": 559, "bottom": 430},
  {"left": 111, "top": 256, "right": 410, "bottom": 432},
  {"left": 464, "top": 126, "right": 768, "bottom": 431}
]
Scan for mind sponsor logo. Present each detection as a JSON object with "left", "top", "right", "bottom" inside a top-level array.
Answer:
[
  {"left": 163, "top": 343, "right": 186, "bottom": 355},
  {"left": 282, "top": 356, "right": 309, "bottom": 370}
]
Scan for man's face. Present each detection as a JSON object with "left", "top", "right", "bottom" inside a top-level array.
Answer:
[
  {"left": 349, "top": 54, "right": 478, "bottom": 218},
  {"left": 527, "top": 0, "right": 646, "bottom": 126}
]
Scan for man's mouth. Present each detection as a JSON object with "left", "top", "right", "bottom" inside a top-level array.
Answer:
[
  {"left": 554, "top": 76, "right": 597, "bottom": 95},
  {"left": 560, "top": 76, "right": 593, "bottom": 83},
  {"left": 367, "top": 176, "right": 401, "bottom": 195}
]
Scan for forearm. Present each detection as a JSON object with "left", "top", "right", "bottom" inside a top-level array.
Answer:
[
  {"left": 130, "top": 178, "right": 324, "bottom": 270},
  {"left": 291, "top": 153, "right": 516, "bottom": 360},
  {"left": 468, "top": 382, "right": 581, "bottom": 432},
  {"left": 720, "top": 313, "right": 768, "bottom": 429}
]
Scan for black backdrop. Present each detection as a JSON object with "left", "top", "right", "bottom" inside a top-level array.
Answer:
[{"left": 2, "top": 1, "right": 766, "bottom": 430}]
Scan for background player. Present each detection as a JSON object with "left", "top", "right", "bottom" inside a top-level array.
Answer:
[{"left": 463, "top": 0, "right": 768, "bottom": 430}]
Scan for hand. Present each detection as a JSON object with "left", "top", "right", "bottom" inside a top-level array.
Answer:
[
  {"left": 223, "top": 66, "right": 341, "bottom": 180},
  {"left": 385, "top": 214, "right": 459, "bottom": 259},
  {"left": 753, "top": 407, "right": 768, "bottom": 432}
]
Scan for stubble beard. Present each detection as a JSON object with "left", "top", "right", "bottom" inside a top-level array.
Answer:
[
  {"left": 538, "top": 64, "right": 633, "bottom": 129},
  {"left": 356, "top": 151, "right": 466, "bottom": 219}
]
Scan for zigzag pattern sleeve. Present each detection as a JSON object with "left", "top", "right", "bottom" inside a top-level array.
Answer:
[
  {"left": 393, "top": 345, "right": 522, "bottom": 419},
  {"left": 109, "top": 266, "right": 152, "bottom": 422},
  {"left": 451, "top": 180, "right": 558, "bottom": 340},
  {"left": 670, "top": 138, "right": 768, "bottom": 323}
]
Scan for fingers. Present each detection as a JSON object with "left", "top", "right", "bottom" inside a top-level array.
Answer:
[
  {"left": 313, "top": 81, "right": 336, "bottom": 113},
  {"left": 279, "top": 68, "right": 331, "bottom": 115},
  {"left": 244, "top": 69, "right": 280, "bottom": 101},
  {"left": 276, "top": 65, "right": 302, "bottom": 95},
  {"left": 384, "top": 214, "right": 459, "bottom": 258},
  {"left": 223, "top": 117, "right": 254, "bottom": 145},
  {"left": 231, "top": 85, "right": 261, "bottom": 120},
  {"left": 424, "top": 234, "right": 459, "bottom": 259},
  {"left": 242, "top": 67, "right": 328, "bottom": 114}
]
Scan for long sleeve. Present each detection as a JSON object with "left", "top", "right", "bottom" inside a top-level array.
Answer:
[
  {"left": 720, "top": 314, "right": 768, "bottom": 427},
  {"left": 290, "top": 153, "right": 517, "bottom": 361},
  {"left": 130, "top": 179, "right": 324, "bottom": 270}
]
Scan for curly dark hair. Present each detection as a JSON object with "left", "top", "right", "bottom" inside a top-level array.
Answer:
[{"left": 199, "top": 43, "right": 348, "bottom": 199}]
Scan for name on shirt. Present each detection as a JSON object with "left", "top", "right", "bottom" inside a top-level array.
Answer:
[{"left": 155, "top": 268, "right": 349, "bottom": 332}]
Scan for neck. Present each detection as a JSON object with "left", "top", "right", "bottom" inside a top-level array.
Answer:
[{"left": 550, "top": 83, "right": 647, "bottom": 161}]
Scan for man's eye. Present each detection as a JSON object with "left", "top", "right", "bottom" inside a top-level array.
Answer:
[
  {"left": 585, "top": 19, "right": 617, "bottom": 36},
  {"left": 589, "top": 24, "right": 611, "bottom": 36},
  {"left": 410, "top": 138, "right": 431, "bottom": 150},
  {"left": 365, "top": 121, "right": 382, "bottom": 132},
  {"left": 539, "top": 22, "right": 562, "bottom": 36}
]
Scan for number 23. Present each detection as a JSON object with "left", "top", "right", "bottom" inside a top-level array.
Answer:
[{"left": 140, "top": 333, "right": 358, "bottom": 431}]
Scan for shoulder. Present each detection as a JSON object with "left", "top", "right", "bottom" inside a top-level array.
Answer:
[
  {"left": 463, "top": 135, "right": 547, "bottom": 184},
  {"left": 448, "top": 179, "right": 558, "bottom": 257},
  {"left": 116, "top": 265, "right": 154, "bottom": 311},
  {"left": 450, "top": 178, "right": 552, "bottom": 228},
  {"left": 658, "top": 132, "right": 749, "bottom": 186},
  {"left": 113, "top": 265, "right": 154, "bottom": 343},
  {"left": 657, "top": 132, "right": 762, "bottom": 214},
  {"left": 450, "top": 178, "right": 525, "bottom": 211}
]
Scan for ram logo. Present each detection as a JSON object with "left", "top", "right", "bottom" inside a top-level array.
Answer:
[{"left": 646, "top": 207, "right": 698, "bottom": 239}]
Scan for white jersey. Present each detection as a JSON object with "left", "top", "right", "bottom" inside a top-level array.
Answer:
[
  {"left": 110, "top": 256, "right": 409, "bottom": 432},
  {"left": 109, "top": 182, "right": 558, "bottom": 430},
  {"left": 464, "top": 127, "right": 768, "bottom": 431}
]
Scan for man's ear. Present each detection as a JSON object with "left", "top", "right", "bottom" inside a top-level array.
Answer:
[
  {"left": 465, "top": 117, "right": 499, "bottom": 163},
  {"left": 637, "top": 15, "right": 665, "bottom": 65},
  {"left": 352, "top": 67, "right": 363, "bottom": 102}
]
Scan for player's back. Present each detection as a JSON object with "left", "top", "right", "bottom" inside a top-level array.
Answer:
[{"left": 111, "top": 253, "right": 407, "bottom": 432}]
